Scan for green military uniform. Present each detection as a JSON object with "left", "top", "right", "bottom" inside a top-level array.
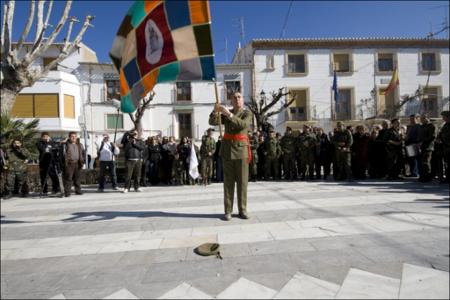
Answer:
[
  {"left": 264, "top": 135, "right": 282, "bottom": 180},
  {"left": 200, "top": 135, "right": 216, "bottom": 184},
  {"left": 419, "top": 122, "right": 436, "bottom": 182},
  {"left": 280, "top": 132, "right": 296, "bottom": 180},
  {"left": 333, "top": 129, "right": 353, "bottom": 180},
  {"left": 384, "top": 127, "right": 403, "bottom": 179},
  {"left": 209, "top": 108, "right": 252, "bottom": 216},
  {"left": 172, "top": 157, "right": 186, "bottom": 185},
  {"left": 298, "top": 133, "right": 317, "bottom": 180},
  {"left": 4, "top": 146, "right": 30, "bottom": 196},
  {"left": 249, "top": 134, "right": 259, "bottom": 181},
  {"left": 437, "top": 119, "right": 450, "bottom": 183}
]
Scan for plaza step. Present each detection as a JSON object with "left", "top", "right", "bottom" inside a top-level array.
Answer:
[
  {"left": 274, "top": 272, "right": 340, "bottom": 299},
  {"left": 216, "top": 277, "right": 278, "bottom": 299},
  {"left": 399, "top": 263, "right": 450, "bottom": 299}
]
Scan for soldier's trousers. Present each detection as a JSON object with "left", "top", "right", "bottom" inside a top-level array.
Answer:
[
  {"left": 124, "top": 160, "right": 142, "bottom": 190},
  {"left": 283, "top": 155, "right": 296, "bottom": 179},
  {"left": 264, "top": 158, "right": 279, "bottom": 179},
  {"left": 300, "top": 155, "right": 315, "bottom": 179},
  {"left": 249, "top": 156, "right": 258, "bottom": 180},
  {"left": 336, "top": 151, "right": 352, "bottom": 180},
  {"left": 386, "top": 150, "right": 402, "bottom": 178},
  {"left": 5, "top": 170, "right": 28, "bottom": 195},
  {"left": 420, "top": 150, "right": 433, "bottom": 179},
  {"left": 63, "top": 161, "right": 81, "bottom": 194},
  {"left": 201, "top": 157, "right": 213, "bottom": 179},
  {"left": 223, "top": 158, "right": 248, "bottom": 214}
]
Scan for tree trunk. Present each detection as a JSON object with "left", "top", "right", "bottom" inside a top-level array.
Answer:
[
  {"left": 134, "top": 119, "right": 143, "bottom": 138},
  {"left": 1, "top": 87, "right": 18, "bottom": 114}
]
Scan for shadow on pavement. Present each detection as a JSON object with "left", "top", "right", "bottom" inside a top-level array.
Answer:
[{"left": 62, "top": 211, "right": 224, "bottom": 222}]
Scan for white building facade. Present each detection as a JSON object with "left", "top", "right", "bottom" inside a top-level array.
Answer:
[{"left": 232, "top": 38, "right": 449, "bottom": 132}]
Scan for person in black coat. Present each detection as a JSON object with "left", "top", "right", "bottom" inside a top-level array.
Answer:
[{"left": 36, "top": 132, "right": 61, "bottom": 195}]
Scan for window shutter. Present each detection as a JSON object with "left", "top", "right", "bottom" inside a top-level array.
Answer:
[
  {"left": 34, "top": 94, "right": 59, "bottom": 118},
  {"left": 64, "top": 95, "right": 75, "bottom": 119},
  {"left": 11, "top": 95, "right": 34, "bottom": 118}
]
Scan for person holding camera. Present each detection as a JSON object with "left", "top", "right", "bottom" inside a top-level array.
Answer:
[
  {"left": 61, "top": 132, "right": 85, "bottom": 197},
  {"left": 123, "top": 130, "right": 145, "bottom": 193},
  {"left": 36, "top": 132, "right": 61, "bottom": 195},
  {"left": 97, "top": 133, "right": 120, "bottom": 192}
]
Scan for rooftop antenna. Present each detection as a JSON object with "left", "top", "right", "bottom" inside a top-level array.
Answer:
[
  {"left": 232, "top": 17, "right": 246, "bottom": 46},
  {"left": 225, "top": 37, "right": 228, "bottom": 63}
]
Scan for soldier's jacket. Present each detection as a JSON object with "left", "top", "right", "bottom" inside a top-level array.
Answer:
[
  {"left": 419, "top": 123, "right": 436, "bottom": 151},
  {"left": 264, "top": 137, "right": 282, "bottom": 159},
  {"left": 209, "top": 108, "right": 252, "bottom": 160},
  {"left": 438, "top": 122, "right": 450, "bottom": 151},
  {"left": 6, "top": 147, "right": 30, "bottom": 172},
  {"left": 200, "top": 136, "right": 216, "bottom": 159},
  {"left": 172, "top": 158, "right": 185, "bottom": 177},
  {"left": 333, "top": 130, "right": 353, "bottom": 152},
  {"left": 384, "top": 128, "right": 403, "bottom": 151},
  {"left": 280, "top": 134, "right": 296, "bottom": 155}
]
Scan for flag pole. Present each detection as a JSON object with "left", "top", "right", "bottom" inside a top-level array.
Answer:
[{"left": 214, "top": 81, "right": 223, "bottom": 137}]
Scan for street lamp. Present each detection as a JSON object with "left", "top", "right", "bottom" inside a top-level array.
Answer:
[{"left": 111, "top": 99, "right": 121, "bottom": 143}]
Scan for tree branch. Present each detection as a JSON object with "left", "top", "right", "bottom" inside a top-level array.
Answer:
[
  {"left": 63, "top": 16, "right": 78, "bottom": 51},
  {"left": 16, "top": 0, "right": 35, "bottom": 53},
  {"left": 62, "top": 15, "right": 94, "bottom": 53},
  {"left": 35, "top": 0, "right": 45, "bottom": 43},
  {"left": 1, "top": 0, "right": 15, "bottom": 62},
  {"left": 262, "top": 87, "right": 289, "bottom": 114},
  {"left": 43, "top": 0, "right": 53, "bottom": 29},
  {"left": 25, "top": 0, "right": 72, "bottom": 66},
  {"left": 266, "top": 93, "right": 296, "bottom": 117}
]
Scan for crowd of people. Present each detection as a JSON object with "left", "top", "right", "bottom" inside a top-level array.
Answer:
[{"left": 0, "top": 111, "right": 448, "bottom": 199}]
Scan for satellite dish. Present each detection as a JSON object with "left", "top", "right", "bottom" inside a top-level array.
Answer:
[{"left": 111, "top": 98, "right": 121, "bottom": 109}]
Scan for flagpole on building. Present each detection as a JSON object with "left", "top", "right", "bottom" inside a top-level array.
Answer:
[{"left": 214, "top": 81, "right": 223, "bottom": 137}]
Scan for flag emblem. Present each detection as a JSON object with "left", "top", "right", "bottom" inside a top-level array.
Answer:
[{"left": 110, "top": 0, "right": 216, "bottom": 113}]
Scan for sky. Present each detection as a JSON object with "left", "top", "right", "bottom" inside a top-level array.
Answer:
[{"left": 5, "top": 0, "right": 449, "bottom": 64}]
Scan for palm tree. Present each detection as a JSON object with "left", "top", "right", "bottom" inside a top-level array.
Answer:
[{"left": 0, "top": 113, "right": 40, "bottom": 159}]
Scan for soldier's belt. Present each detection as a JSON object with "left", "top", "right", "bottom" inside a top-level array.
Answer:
[{"left": 223, "top": 133, "right": 252, "bottom": 163}]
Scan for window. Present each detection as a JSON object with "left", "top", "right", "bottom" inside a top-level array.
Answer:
[
  {"left": 336, "top": 88, "right": 352, "bottom": 120},
  {"left": 333, "top": 53, "right": 352, "bottom": 73},
  {"left": 43, "top": 57, "right": 58, "bottom": 70},
  {"left": 64, "top": 94, "right": 75, "bottom": 119},
  {"left": 105, "top": 80, "right": 120, "bottom": 101},
  {"left": 288, "top": 89, "right": 307, "bottom": 121},
  {"left": 178, "top": 113, "right": 192, "bottom": 138},
  {"left": 377, "top": 53, "right": 394, "bottom": 72},
  {"left": 422, "top": 87, "right": 439, "bottom": 117},
  {"left": 421, "top": 53, "right": 440, "bottom": 72},
  {"left": 287, "top": 54, "right": 306, "bottom": 74},
  {"left": 266, "top": 55, "right": 274, "bottom": 69},
  {"left": 225, "top": 81, "right": 241, "bottom": 100},
  {"left": 11, "top": 94, "right": 59, "bottom": 118},
  {"left": 176, "top": 82, "right": 191, "bottom": 101},
  {"left": 106, "top": 114, "right": 123, "bottom": 130}
]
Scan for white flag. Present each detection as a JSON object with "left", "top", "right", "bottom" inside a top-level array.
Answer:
[{"left": 189, "top": 142, "right": 200, "bottom": 180}]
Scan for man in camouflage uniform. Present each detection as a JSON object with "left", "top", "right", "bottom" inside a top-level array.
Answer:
[
  {"left": 333, "top": 122, "right": 353, "bottom": 181},
  {"left": 4, "top": 138, "right": 30, "bottom": 198},
  {"left": 418, "top": 114, "right": 436, "bottom": 182},
  {"left": 263, "top": 130, "right": 282, "bottom": 180},
  {"left": 249, "top": 131, "right": 259, "bottom": 181},
  {"left": 280, "top": 127, "right": 296, "bottom": 180},
  {"left": 384, "top": 119, "right": 404, "bottom": 179},
  {"left": 437, "top": 111, "right": 450, "bottom": 183},
  {"left": 172, "top": 152, "right": 186, "bottom": 185},
  {"left": 200, "top": 129, "right": 216, "bottom": 185},
  {"left": 298, "top": 125, "right": 317, "bottom": 180}
]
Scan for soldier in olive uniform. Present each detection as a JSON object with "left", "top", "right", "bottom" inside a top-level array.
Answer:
[
  {"left": 384, "top": 119, "right": 404, "bottom": 179},
  {"left": 249, "top": 132, "right": 259, "bottom": 181},
  {"left": 418, "top": 114, "right": 436, "bottom": 182},
  {"left": 4, "top": 138, "right": 30, "bottom": 198},
  {"left": 209, "top": 92, "right": 252, "bottom": 221},
  {"left": 200, "top": 129, "right": 216, "bottom": 185},
  {"left": 298, "top": 125, "right": 317, "bottom": 180},
  {"left": 172, "top": 152, "right": 186, "bottom": 185},
  {"left": 263, "top": 130, "right": 282, "bottom": 180},
  {"left": 280, "top": 127, "right": 297, "bottom": 180},
  {"left": 333, "top": 122, "right": 353, "bottom": 181},
  {"left": 437, "top": 111, "right": 450, "bottom": 183}
]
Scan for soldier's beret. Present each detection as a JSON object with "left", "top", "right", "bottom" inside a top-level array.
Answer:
[{"left": 194, "top": 243, "right": 221, "bottom": 257}]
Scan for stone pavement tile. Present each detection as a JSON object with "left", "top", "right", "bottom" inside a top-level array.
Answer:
[
  {"left": 399, "top": 263, "right": 450, "bottom": 299},
  {"left": 222, "top": 254, "right": 298, "bottom": 277},
  {"left": 103, "top": 288, "right": 139, "bottom": 299},
  {"left": 159, "top": 234, "right": 217, "bottom": 249},
  {"left": 186, "top": 274, "right": 239, "bottom": 296},
  {"left": 1, "top": 256, "right": 64, "bottom": 275},
  {"left": 244, "top": 272, "right": 293, "bottom": 291},
  {"left": 335, "top": 268, "right": 400, "bottom": 299},
  {"left": 58, "top": 286, "right": 120, "bottom": 299},
  {"left": 274, "top": 272, "right": 340, "bottom": 299},
  {"left": 141, "top": 259, "right": 224, "bottom": 284},
  {"left": 49, "top": 293, "right": 66, "bottom": 299},
  {"left": 3, "top": 271, "right": 68, "bottom": 294},
  {"left": 157, "top": 282, "right": 212, "bottom": 299},
  {"left": 218, "top": 230, "right": 274, "bottom": 244},
  {"left": 249, "top": 239, "right": 316, "bottom": 256},
  {"left": 216, "top": 277, "right": 278, "bottom": 299},
  {"left": 308, "top": 235, "right": 381, "bottom": 251},
  {"left": 118, "top": 248, "right": 188, "bottom": 266},
  {"left": 1, "top": 291, "right": 54, "bottom": 299},
  {"left": 127, "top": 281, "right": 183, "bottom": 299},
  {"left": 352, "top": 244, "right": 436, "bottom": 264}
]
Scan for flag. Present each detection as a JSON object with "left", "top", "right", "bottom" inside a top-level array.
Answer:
[
  {"left": 332, "top": 70, "right": 339, "bottom": 103},
  {"left": 382, "top": 67, "right": 399, "bottom": 96},
  {"left": 109, "top": 0, "right": 216, "bottom": 113},
  {"left": 189, "top": 143, "right": 199, "bottom": 180}
]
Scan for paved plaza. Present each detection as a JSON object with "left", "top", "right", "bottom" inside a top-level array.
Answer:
[{"left": 1, "top": 180, "right": 449, "bottom": 299}]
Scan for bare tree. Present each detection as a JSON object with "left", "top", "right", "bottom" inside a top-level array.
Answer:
[
  {"left": 1, "top": 0, "right": 94, "bottom": 113},
  {"left": 246, "top": 87, "right": 295, "bottom": 132},
  {"left": 128, "top": 92, "right": 156, "bottom": 137}
]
